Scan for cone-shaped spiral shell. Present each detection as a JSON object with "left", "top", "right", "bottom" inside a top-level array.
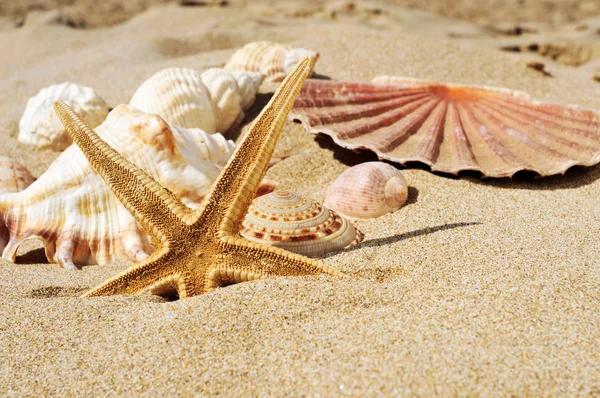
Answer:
[
  {"left": 19, "top": 82, "right": 109, "bottom": 151},
  {"left": 240, "top": 191, "right": 363, "bottom": 258},
  {"left": 324, "top": 162, "right": 408, "bottom": 219},
  {"left": 225, "top": 41, "right": 319, "bottom": 82},
  {"left": 0, "top": 104, "right": 241, "bottom": 269},
  {"left": 290, "top": 77, "right": 600, "bottom": 178},
  {"left": 0, "top": 157, "right": 35, "bottom": 194},
  {"left": 129, "top": 67, "right": 263, "bottom": 134}
]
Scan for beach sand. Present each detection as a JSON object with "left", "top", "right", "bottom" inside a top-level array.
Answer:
[{"left": 1, "top": 1, "right": 599, "bottom": 395}]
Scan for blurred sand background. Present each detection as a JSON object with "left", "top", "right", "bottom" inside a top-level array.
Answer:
[{"left": 1, "top": 0, "right": 599, "bottom": 395}]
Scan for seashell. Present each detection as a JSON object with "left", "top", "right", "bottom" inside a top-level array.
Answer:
[
  {"left": 225, "top": 41, "right": 319, "bottom": 82},
  {"left": 240, "top": 190, "right": 363, "bottom": 258},
  {"left": 290, "top": 77, "right": 600, "bottom": 178},
  {"left": 324, "top": 162, "right": 408, "bottom": 219},
  {"left": 0, "top": 104, "right": 276, "bottom": 269},
  {"left": 19, "top": 82, "right": 109, "bottom": 151},
  {"left": 129, "top": 67, "right": 263, "bottom": 134},
  {"left": 0, "top": 157, "right": 35, "bottom": 194}
]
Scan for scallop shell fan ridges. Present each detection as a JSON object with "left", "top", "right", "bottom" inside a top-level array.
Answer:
[
  {"left": 0, "top": 157, "right": 35, "bottom": 194},
  {"left": 240, "top": 191, "right": 363, "bottom": 258},
  {"left": 290, "top": 76, "right": 600, "bottom": 178}
]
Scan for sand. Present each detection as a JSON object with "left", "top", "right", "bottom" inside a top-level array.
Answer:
[{"left": 1, "top": 1, "right": 600, "bottom": 396}]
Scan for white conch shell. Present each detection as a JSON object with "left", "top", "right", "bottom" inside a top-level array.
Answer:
[
  {"left": 0, "top": 156, "right": 35, "bottom": 194},
  {"left": 19, "top": 82, "right": 109, "bottom": 151},
  {"left": 225, "top": 41, "right": 319, "bottom": 82},
  {"left": 240, "top": 190, "right": 363, "bottom": 258},
  {"left": 129, "top": 67, "right": 264, "bottom": 134},
  {"left": 324, "top": 162, "right": 408, "bottom": 219},
  {"left": 0, "top": 104, "right": 246, "bottom": 269}
]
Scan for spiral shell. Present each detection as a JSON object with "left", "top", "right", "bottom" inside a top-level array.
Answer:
[
  {"left": 19, "top": 82, "right": 109, "bottom": 151},
  {"left": 324, "top": 162, "right": 408, "bottom": 219},
  {"left": 240, "top": 191, "right": 363, "bottom": 258},
  {"left": 0, "top": 104, "right": 272, "bottom": 269},
  {"left": 129, "top": 67, "right": 263, "bottom": 133},
  {"left": 0, "top": 157, "right": 35, "bottom": 194},
  {"left": 224, "top": 41, "right": 319, "bottom": 82}
]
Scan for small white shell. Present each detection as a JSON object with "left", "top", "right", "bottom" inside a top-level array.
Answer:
[
  {"left": 225, "top": 41, "right": 319, "bottom": 82},
  {"left": 240, "top": 190, "right": 363, "bottom": 258},
  {"left": 19, "top": 82, "right": 109, "bottom": 151},
  {"left": 324, "top": 162, "right": 408, "bottom": 219},
  {"left": 129, "top": 68, "right": 263, "bottom": 134},
  {"left": 0, "top": 156, "right": 35, "bottom": 194}
]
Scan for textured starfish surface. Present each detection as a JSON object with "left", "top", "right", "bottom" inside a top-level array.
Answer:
[{"left": 54, "top": 57, "right": 342, "bottom": 299}]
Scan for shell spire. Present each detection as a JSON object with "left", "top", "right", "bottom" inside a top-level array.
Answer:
[{"left": 290, "top": 77, "right": 600, "bottom": 178}]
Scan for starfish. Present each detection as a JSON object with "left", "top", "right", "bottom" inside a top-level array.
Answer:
[{"left": 54, "top": 57, "right": 343, "bottom": 299}]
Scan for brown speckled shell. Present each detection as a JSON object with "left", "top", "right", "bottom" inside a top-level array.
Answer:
[
  {"left": 324, "top": 162, "right": 408, "bottom": 219},
  {"left": 290, "top": 77, "right": 600, "bottom": 178},
  {"left": 240, "top": 191, "right": 362, "bottom": 258}
]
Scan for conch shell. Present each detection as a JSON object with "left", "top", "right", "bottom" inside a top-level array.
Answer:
[
  {"left": 225, "top": 41, "right": 319, "bottom": 82},
  {"left": 324, "top": 162, "right": 408, "bottom": 219},
  {"left": 19, "top": 82, "right": 109, "bottom": 151},
  {"left": 0, "top": 105, "right": 274, "bottom": 269},
  {"left": 240, "top": 190, "right": 362, "bottom": 258},
  {"left": 129, "top": 67, "right": 263, "bottom": 134},
  {"left": 0, "top": 156, "right": 35, "bottom": 194}
]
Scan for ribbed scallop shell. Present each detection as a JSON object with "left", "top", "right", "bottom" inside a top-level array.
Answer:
[
  {"left": 0, "top": 104, "right": 247, "bottom": 269},
  {"left": 290, "top": 77, "right": 600, "bottom": 178},
  {"left": 19, "top": 82, "right": 109, "bottom": 151},
  {"left": 324, "top": 162, "right": 408, "bottom": 219},
  {"left": 240, "top": 191, "right": 363, "bottom": 258},
  {"left": 129, "top": 67, "right": 263, "bottom": 134},
  {"left": 0, "top": 157, "right": 35, "bottom": 194},
  {"left": 224, "top": 41, "right": 319, "bottom": 82}
]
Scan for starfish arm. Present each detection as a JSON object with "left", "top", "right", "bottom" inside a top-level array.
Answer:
[
  {"left": 54, "top": 101, "right": 192, "bottom": 243},
  {"left": 191, "top": 57, "right": 315, "bottom": 233},
  {"left": 217, "top": 234, "right": 345, "bottom": 280},
  {"left": 82, "top": 244, "right": 175, "bottom": 297}
]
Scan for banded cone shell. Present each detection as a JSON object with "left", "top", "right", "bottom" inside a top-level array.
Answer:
[
  {"left": 0, "top": 157, "right": 35, "bottom": 194},
  {"left": 19, "top": 82, "right": 109, "bottom": 151},
  {"left": 225, "top": 41, "right": 319, "bottom": 82},
  {"left": 240, "top": 191, "right": 363, "bottom": 258},
  {"left": 324, "top": 162, "right": 408, "bottom": 219},
  {"left": 0, "top": 104, "right": 274, "bottom": 269},
  {"left": 129, "top": 67, "right": 263, "bottom": 133},
  {"left": 290, "top": 77, "right": 600, "bottom": 178}
]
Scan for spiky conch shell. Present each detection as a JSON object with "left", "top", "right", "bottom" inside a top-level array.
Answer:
[
  {"left": 289, "top": 76, "right": 600, "bottom": 178},
  {"left": 324, "top": 162, "right": 408, "bottom": 219},
  {"left": 240, "top": 191, "right": 363, "bottom": 258},
  {"left": 129, "top": 67, "right": 264, "bottom": 134},
  {"left": 0, "top": 156, "right": 36, "bottom": 194},
  {"left": 18, "top": 82, "right": 109, "bottom": 151},
  {"left": 224, "top": 41, "right": 319, "bottom": 82},
  {"left": 0, "top": 105, "right": 273, "bottom": 269}
]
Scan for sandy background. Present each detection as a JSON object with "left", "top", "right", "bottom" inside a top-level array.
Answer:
[{"left": 1, "top": 1, "right": 600, "bottom": 396}]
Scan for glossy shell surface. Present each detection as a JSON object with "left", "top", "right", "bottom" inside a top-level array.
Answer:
[
  {"left": 19, "top": 82, "right": 109, "bottom": 151},
  {"left": 290, "top": 77, "right": 600, "bottom": 177},
  {"left": 324, "top": 162, "right": 408, "bottom": 219},
  {"left": 240, "top": 191, "right": 362, "bottom": 258}
]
